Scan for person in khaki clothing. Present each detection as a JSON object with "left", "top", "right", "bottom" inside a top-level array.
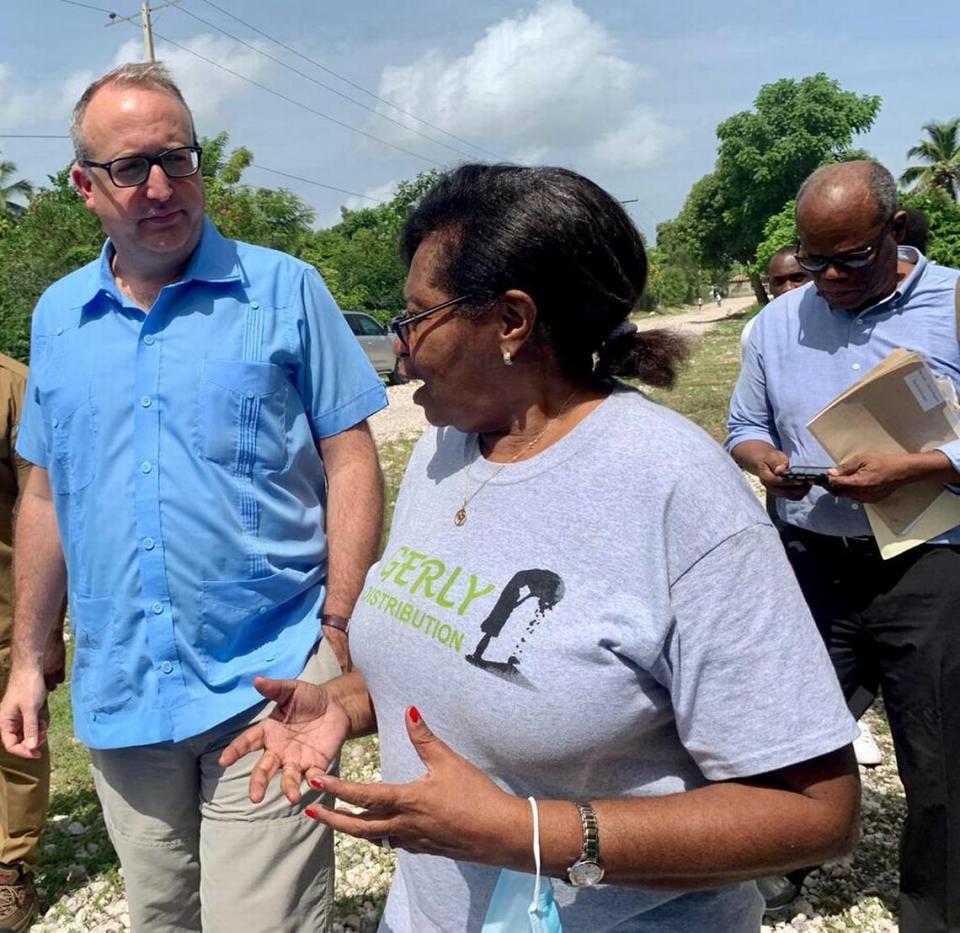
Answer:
[{"left": 0, "top": 352, "right": 65, "bottom": 932}]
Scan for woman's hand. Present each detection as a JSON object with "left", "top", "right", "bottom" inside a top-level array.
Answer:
[
  {"left": 219, "top": 676, "right": 352, "bottom": 805},
  {"left": 304, "top": 706, "right": 529, "bottom": 865}
]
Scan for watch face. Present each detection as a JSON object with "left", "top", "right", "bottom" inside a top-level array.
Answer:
[{"left": 568, "top": 859, "right": 605, "bottom": 887}]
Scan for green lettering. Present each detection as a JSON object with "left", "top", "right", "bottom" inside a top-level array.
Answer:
[
  {"left": 399, "top": 602, "right": 413, "bottom": 624},
  {"left": 379, "top": 546, "right": 408, "bottom": 582},
  {"left": 436, "top": 566, "right": 462, "bottom": 609},
  {"left": 385, "top": 596, "right": 400, "bottom": 618},
  {"left": 449, "top": 629, "right": 464, "bottom": 653},
  {"left": 393, "top": 550, "right": 425, "bottom": 589},
  {"left": 436, "top": 623, "right": 452, "bottom": 645},
  {"left": 458, "top": 576, "right": 495, "bottom": 616},
  {"left": 410, "top": 559, "right": 446, "bottom": 598}
]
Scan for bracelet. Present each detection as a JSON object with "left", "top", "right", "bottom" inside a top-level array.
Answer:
[{"left": 320, "top": 614, "right": 350, "bottom": 633}]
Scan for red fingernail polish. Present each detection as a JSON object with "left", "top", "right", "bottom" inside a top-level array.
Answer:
[
  {"left": 304, "top": 807, "right": 319, "bottom": 820},
  {"left": 408, "top": 706, "right": 421, "bottom": 723},
  {"left": 310, "top": 778, "right": 324, "bottom": 790}
]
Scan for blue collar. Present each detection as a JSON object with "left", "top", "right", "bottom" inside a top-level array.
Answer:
[{"left": 77, "top": 217, "right": 241, "bottom": 317}]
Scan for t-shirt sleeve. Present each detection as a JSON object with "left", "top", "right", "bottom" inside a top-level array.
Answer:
[
  {"left": 293, "top": 266, "right": 388, "bottom": 438},
  {"left": 663, "top": 522, "right": 858, "bottom": 781}
]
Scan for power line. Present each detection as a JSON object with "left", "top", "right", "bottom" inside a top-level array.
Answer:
[
  {"left": 150, "top": 28, "right": 445, "bottom": 168},
  {"left": 174, "top": 4, "right": 477, "bottom": 161},
  {"left": 57, "top": 0, "right": 119, "bottom": 14},
  {"left": 249, "top": 164, "right": 381, "bottom": 202},
  {"left": 197, "top": 0, "right": 502, "bottom": 161}
]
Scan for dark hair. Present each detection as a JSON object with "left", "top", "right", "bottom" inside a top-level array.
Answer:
[
  {"left": 401, "top": 164, "right": 689, "bottom": 388},
  {"left": 901, "top": 207, "right": 930, "bottom": 254}
]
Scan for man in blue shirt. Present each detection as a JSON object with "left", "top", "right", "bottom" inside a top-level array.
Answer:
[
  {"left": 0, "top": 63, "right": 386, "bottom": 931},
  {"left": 728, "top": 160, "right": 960, "bottom": 932}
]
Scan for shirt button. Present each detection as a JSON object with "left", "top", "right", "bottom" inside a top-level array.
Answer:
[
  {"left": 55, "top": 326, "right": 64, "bottom": 336},
  {"left": 52, "top": 417, "right": 60, "bottom": 428},
  {"left": 140, "top": 460, "right": 153, "bottom": 474},
  {"left": 143, "top": 537, "right": 156, "bottom": 550},
  {"left": 851, "top": 503, "right": 861, "bottom": 510},
  {"left": 246, "top": 390, "right": 256, "bottom": 400},
  {"left": 855, "top": 320, "right": 864, "bottom": 326},
  {"left": 140, "top": 396, "right": 152, "bottom": 408},
  {"left": 250, "top": 301, "right": 260, "bottom": 310},
  {"left": 852, "top": 363, "right": 861, "bottom": 371},
  {"left": 151, "top": 601, "right": 164, "bottom": 614},
  {"left": 257, "top": 606, "right": 267, "bottom": 614},
  {"left": 161, "top": 661, "right": 173, "bottom": 674},
  {"left": 144, "top": 335, "right": 156, "bottom": 346}
]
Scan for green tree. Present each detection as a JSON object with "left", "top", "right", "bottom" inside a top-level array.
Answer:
[
  {"left": 303, "top": 171, "right": 440, "bottom": 320},
  {"left": 900, "top": 119, "right": 960, "bottom": 201},
  {"left": 900, "top": 189, "right": 960, "bottom": 267},
  {"left": 753, "top": 199, "right": 798, "bottom": 280},
  {"left": 0, "top": 155, "right": 33, "bottom": 221},
  {"left": 673, "top": 73, "right": 880, "bottom": 304}
]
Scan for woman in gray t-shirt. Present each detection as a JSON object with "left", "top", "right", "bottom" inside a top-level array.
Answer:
[{"left": 223, "top": 165, "right": 859, "bottom": 932}]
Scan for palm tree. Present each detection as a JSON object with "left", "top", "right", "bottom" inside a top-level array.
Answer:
[
  {"left": 900, "top": 119, "right": 960, "bottom": 201},
  {"left": 0, "top": 156, "right": 33, "bottom": 220}
]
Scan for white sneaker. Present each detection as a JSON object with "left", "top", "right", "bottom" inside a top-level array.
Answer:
[{"left": 854, "top": 722, "right": 883, "bottom": 768}]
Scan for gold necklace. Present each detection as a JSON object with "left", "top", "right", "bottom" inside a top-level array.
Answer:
[{"left": 454, "top": 390, "right": 579, "bottom": 526}]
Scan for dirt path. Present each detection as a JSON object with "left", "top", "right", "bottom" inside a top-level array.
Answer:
[{"left": 369, "top": 296, "right": 758, "bottom": 446}]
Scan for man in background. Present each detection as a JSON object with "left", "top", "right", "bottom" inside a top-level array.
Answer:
[
  {"left": 0, "top": 352, "right": 64, "bottom": 933},
  {"left": 728, "top": 160, "right": 960, "bottom": 931}
]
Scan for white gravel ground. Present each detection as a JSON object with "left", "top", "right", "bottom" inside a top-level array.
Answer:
[{"left": 31, "top": 358, "right": 905, "bottom": 931}]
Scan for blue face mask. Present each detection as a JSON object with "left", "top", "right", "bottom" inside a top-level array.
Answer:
[
  {"left": 482, "top": 868, "right": 562, "bottom": 933},
  {"left": 482, "top": 797, "right": 563, "bottom": 933}
]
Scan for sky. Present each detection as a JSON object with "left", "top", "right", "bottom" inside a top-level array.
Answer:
[{"left": 1, "top": 0, "right": 958, "bottom": 239}]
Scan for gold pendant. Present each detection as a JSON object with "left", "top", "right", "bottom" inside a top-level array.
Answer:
[{"left": 454, "top": 508, "right": 467, "bottom": 526}]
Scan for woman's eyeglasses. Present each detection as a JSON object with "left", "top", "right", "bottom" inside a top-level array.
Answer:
[{"left": 390, "top": 295, "right": 474, "bottom": 347}]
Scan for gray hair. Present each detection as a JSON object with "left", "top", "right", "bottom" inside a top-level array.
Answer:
[
  {"left": 795, "top": 160, "right": 898, "bottom": 225},
  {"left": 70, "top": 62, "right": 197, "bottom": 161}
]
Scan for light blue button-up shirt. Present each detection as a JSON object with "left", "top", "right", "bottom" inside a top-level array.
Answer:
[
  {"left": 727, "top": 249, "right": 960, "bottom": 541},
  {"left": 17, "top": 219, "right": 387, "bottom": 748}
]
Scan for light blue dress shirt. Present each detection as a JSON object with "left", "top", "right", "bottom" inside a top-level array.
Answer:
[
  {"left": 727, "top": 248, "right": 960, "bottom": 541},
  {"left": 17, "top": 219, "right": 387, "bottom": 748}
]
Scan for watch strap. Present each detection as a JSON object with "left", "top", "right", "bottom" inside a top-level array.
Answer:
[
  {"left": 575, "top": 801, "right": 600, "bottom": 862},
  {"left": 320, "top": 613, "right": 350, "bottom": 633}
]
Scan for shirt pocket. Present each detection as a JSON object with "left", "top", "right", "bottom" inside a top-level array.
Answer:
[
  {"left": 197, "top": 360, "right": 289, "bottom": 473},
  {"left": 42, "top": 383, "right": 97, "bottom": 494},
  {"left": 70, "top": 593, "right": 133, "bottom": 713},
  {"left": 197, "top": 567, "right": 318, "bottom": 686}
]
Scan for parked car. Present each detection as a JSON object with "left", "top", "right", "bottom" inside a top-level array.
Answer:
[{"left": 343, "top": 311, "right": 406, "bottom": 385}]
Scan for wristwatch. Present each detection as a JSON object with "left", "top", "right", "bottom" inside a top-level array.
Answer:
[{"left": 567, "top": 801, "right": 604, "bottom": 886}]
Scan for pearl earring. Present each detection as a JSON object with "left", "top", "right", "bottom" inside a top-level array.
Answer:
[{"left": 502, "top": 351, "right": 513, "bottom": 366}]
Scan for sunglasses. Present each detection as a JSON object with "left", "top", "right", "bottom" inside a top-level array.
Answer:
[
  {"left": 794, "top": 219, "right": 891, "bottom": 273},
  {"left": 80, "top": 146, "right": 203, "bottom": 189}
]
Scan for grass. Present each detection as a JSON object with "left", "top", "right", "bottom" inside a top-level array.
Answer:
[{"left": 36, "top": 313, "right": 758, "bottom": 914}]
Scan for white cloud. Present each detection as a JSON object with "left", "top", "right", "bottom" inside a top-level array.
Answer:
[
  {"left": 0, "top": 64, "right": 54, "bottom": 130},
  {"left": 111, "top": 34, "right": 274, "bottom": 128},
  {"left": 589, "top": 107, "right": 681, "bottom": 171},
  {"left": 368, "top": 0, "right": 675, "bottom": 171}
]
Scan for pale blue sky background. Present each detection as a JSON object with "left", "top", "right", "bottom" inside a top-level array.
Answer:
[{"left": 1, "top": 0, "right": 957, "bottom": 238}]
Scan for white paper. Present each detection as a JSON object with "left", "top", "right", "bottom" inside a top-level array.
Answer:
[{"left": 905, "top": 368, "right": 944, "bottom": 413}]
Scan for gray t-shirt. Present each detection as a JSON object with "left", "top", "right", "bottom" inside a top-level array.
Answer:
[{"left": 350, "top": 386, "right": 857, "bottom": 933}]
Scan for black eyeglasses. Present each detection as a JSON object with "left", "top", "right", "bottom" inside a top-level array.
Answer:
[
  {"left": 390, "top": 295, "right": 474, "bottom": 347},
  {"left": 795, "top": 219, "right": 891, "bottom": 273},
  {"left": 80, "top": 145, "right": 203, "bottom": 189}
]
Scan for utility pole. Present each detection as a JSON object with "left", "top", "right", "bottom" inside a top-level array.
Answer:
[{"left": 107, "top": 0, "right": 183, "bottom": 63}]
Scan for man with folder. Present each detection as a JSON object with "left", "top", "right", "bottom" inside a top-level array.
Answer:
[{"left": 727, "top": 160, "right": 960, "bottom": 933}]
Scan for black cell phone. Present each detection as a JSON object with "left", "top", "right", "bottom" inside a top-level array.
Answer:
[{"left": 781, "top": 465, "right": 833, "bottom": 486}]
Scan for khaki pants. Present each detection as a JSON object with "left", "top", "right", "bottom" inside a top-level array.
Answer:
[
  {"left": 90, "top": 638, "right": 341, "bottom": 933},
  {"left": 0, "top": 644, "right": 50, "bottom": 870}
]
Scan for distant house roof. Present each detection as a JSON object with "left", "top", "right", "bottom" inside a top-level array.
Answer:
[{"left": 729, "top": 273, "right": 751, "bottom": 283}]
